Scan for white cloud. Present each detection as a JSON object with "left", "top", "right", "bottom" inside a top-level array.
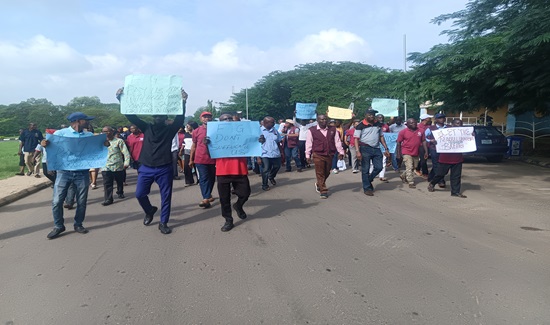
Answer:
[{"left": 293, "top": 29, "right": 371, "bottom": 63}]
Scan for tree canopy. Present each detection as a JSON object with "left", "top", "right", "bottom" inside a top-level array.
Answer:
[{"left": 410, "top": 0, "right": 550, "bottom": 115}]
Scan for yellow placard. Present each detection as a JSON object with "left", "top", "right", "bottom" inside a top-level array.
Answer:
[{"left": 327, "top": 106, "right": 353, "bottom": 120}]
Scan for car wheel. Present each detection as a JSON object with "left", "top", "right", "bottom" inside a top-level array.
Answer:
[{"left": 486, "top": 155, "right": 504, "bottom": 163}]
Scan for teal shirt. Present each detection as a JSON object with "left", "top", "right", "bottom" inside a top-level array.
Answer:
[{"left": 103, "top": 137, "right": 130, "bottom": 172}]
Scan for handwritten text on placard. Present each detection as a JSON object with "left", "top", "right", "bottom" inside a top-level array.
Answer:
[
  {"left": 432, "top": 127, "right": 477, "bottom": 153},
  {"left": 206, "top": 121, "right": 262, "bottom": 158},
  {"left": 121, "top": 75, "right": 183, "bottom": 115}
]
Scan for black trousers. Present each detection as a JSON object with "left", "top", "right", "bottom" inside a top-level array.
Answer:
[
  {"left": 183, "top": 154, "right": 196, "bottom": 185},
  {"left": 102, "top": 170, "right": 124, "bottom": 202},
  {"left": 216, "top": 175, "right": 251, "bottom": 223},
  {"left": 298, "top": 140, "right": 307, "bottom": 167},
  {"left": 430, "top": 163, "right": 462, "bottom": 195},
  {"left": 416, "top": 146, "right": 429, "bottom": 175},
  {"left": 42, "top": 162, "right": 56, "bottom": 183}
]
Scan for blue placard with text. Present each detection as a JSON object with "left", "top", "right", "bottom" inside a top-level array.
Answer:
[
  {"left": 382, "top": 133, "right": 398, "bottom": 154},
  {"left": 296, "top": 103, "right": 317, "bottom": 120},
  {"left": 46, "top": 133, "right": 108, "bottom": 170},
  {"left": 206, "top": 121, "right": 262, "bottom": 158}
]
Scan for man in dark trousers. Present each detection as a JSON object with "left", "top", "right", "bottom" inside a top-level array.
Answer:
[
  {"left": 117, "top": 88, "right": 188, "bottom": 234},
  {"left": 427, "top": 118, "right": 468, "bottom": 198},
  {"left": 305, "top": 114, "right": 345, "bottom": 199},
  {"left": 208, "top": 113, "right": 251, "bottom": 232},
  {"left": 354, "top": 109, "right": 391, "bottom": 196},
  {"left": 425, "top": 113, "right": 447, "bottom": 188},
  {"left": 19, "top": 122, "right": 44, "bottom": 177}
]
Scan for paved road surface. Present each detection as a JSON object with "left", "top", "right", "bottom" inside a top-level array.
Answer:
[{"left": 1, "top": 159, "right": 549, "bottom": 324}]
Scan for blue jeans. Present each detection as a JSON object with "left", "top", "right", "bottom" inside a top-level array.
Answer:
[
  {"left": 135, "top": 164, "right": 173, "bottom": 224},
  {"left": 391, "top": 153, "right": 399, "bottom": 171},
  {"left": 261, "top": 157, "right": 281, "bottom": 189},
  {"left": 196, "top": 163, "right": 216, "bottom": 200},
  {"left": 284, "top": 146, "right": 301, "bottom": 171},
  {"left": 332, "top": 152, "right": 339, "bottom": 169},
  {"left": 52, "top": 170, "right": 90, "bottom": 228},
  {"left": 359, "top": 146, "right": 383, "bottom": 191}
]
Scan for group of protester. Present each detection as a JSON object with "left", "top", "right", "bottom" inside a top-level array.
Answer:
[{"left": 20, "top": 89, "right": 466, "bottom": 240}]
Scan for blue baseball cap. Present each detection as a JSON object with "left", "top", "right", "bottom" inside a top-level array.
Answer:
[
  {"left": 67, "top": 112, "right": 95, "bottom": 122},
  {"left": 434, "top": 113, "right": 446, "bottom": 119}
]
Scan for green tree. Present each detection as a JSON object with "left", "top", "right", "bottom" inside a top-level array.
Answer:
[{"left": 410, "top": 0, "right": 550, "bottom": 114}]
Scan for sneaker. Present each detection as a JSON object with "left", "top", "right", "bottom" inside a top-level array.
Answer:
[
  {"left": 221, "top": 222, "right": 234, "bottom": 232},
  {"left": 320, "top": 193, "right": 328, "bottom": 199},
  {"left": 364, "top": 190, "right": 374, "bottom": 196},
  {"left": 35, "top": 174, "right": 41, "bottom": 178},
  {"left": 90, "top": 184, "right": 98, "bottom": 190},
  {"left": 352, "top": 169, "right": 359, "bottom": 173},
  {"left": 47, "top": 226, "right": 66, "bottom": 239},
  {"left": 332, "top": 169, "right": 339, "bottom": 174},
  {"left": 427, "top": 184, "right": 435, "bottom": 192},
  {"left": 409, "top": 184, "right": 416, "bottom": 189},
  {"left": 117, "top": 194, "right": 125, "bottom": 199},
  {"left": 158, "top": 223, "right": 172, "bottom": 234},
  {"left": 314, "top": 182, "right": 320, "bottom": 193}
]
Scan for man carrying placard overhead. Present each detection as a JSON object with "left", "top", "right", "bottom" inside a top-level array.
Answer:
[{"left": 116, "top": 87, "right": 188, "bottom": 235}]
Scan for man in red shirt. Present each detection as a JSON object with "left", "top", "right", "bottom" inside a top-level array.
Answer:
[
  {"left": 125, "top": 125, "right": 144, "bottom": 170},
  {"left": 190, "top": 112, "right": 217, "bottom": 209},
  {"left": 210, "top": 114, "right": 251, "bottom": 232},
  {"left": 396, "top": 118, "right": 428, "bottom": 188},
  {"left": 427, "top": 119, "right": 467, "bottom": 198}
]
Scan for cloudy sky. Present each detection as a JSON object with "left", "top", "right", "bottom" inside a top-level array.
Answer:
[{"left": 1, "top": 0, "right": 469, "bottom": 114}]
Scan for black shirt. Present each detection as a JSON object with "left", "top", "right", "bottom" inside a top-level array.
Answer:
[
  {"left": 126, "top": 113, "right": 185, "bottom": 167},
  {"left": 19, "top": 129, "right": 44, "bottom": 153}
]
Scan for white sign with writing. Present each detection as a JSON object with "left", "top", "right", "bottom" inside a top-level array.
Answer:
[{"left": 432, "top": 127, "right": 477, "bottom": 153}]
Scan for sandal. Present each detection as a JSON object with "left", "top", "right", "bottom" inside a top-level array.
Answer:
[{"left": 379, "top": 178, "right": 389, "bottom": 183}]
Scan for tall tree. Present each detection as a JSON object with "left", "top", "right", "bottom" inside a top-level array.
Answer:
[{"left": 410, "top": 0, "right": 550, "bottom": 114}]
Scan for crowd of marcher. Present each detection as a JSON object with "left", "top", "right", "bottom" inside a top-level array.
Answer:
[{"left": 16, "top": 90, "right": 467, "bottom": 240}]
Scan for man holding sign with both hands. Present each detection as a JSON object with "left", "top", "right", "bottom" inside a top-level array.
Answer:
[{"left": 116, "top": 80, "right": 188, "bottom": 235}]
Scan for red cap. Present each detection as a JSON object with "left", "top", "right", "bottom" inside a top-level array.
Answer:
[{"left": 200, "top": 111, "right": 213, "bottom": 118}]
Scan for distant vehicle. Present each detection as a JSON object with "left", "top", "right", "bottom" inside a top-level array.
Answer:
[{"left": 466, "top": 125, "right": 508, "bottom": 162}]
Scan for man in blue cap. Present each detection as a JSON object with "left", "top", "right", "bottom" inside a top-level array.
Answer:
[{"left": 42, "top": 112, "right": 106, "bottom": 239}]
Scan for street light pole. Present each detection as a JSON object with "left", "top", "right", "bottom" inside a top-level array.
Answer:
[
  {"left": 245, "top": 88, "right": 249, "bottom": 120},
  {"left": 403, "top": 34, "right": 408, "bottom": 120}
]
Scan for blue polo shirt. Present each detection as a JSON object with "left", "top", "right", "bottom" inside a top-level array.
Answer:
[
  {"left": 54, "top": 126, "right": 94, "bottom": 138},
  {"left": 260, "top": 126, "right": 282, "bottom": 158}
]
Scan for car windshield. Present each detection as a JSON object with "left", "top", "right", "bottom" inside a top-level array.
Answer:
[{"left": 476, "top": 127, "right": 501, "bottom": 137}]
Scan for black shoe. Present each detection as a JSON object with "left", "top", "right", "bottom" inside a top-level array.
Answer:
[
  {"left": 74, "top": 225, "right": 89, "bottom": 234},
  {"left": 233, "top": 203, "right": 247, "bottom": 219},
  {"left": 173, "top": 176, "right": 181, "bottom": 180},
  {"left": 451, "top": 193, "right": 467, "bottom": 198},
  {"left": 117, "top": 194, "right": 125, "bottom": 199},
  {"left": 198, "top": 200, "right": 212, "bottom": 208},
  {"left": 297, "top": 168, "right": 303, "bottom": 172},
  {"left": 101, "top": 201, "right": 113, "bottom": 206},
  {"left": 144, "top": 206, "right": 158, "bottom": 225},
  {"left": 63, "top": 203, "right": 74, "bottom": 210},
  {"left": 269, "top": 178, "right": 276, "bottom": 186},
  {"left": 47, "top": 226, "right": 66, "bottom": 239},
  {"left": 158, "top": 223, "right": 172, "bottom": 234},
  {"left": 221, "top": 222, "right": 234, "bottom": 232}
]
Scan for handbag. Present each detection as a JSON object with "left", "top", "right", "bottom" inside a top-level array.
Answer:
[{"left": 337, "top": 159, "right": 347, "bottom": 171}]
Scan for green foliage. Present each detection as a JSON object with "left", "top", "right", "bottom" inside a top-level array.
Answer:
[
  {"left": 225, "top": 62, "right": 414, "bottom": 121},
  {"left": 0, "top": 141, "right": 20, "bottom": 180},
  {"left": 412, "top": 0, "right": 550, "bottom": 115}
]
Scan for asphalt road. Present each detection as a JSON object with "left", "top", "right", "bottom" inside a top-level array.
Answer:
[{"left": 1, "top": 159, "right": 549, "bottom": 324}]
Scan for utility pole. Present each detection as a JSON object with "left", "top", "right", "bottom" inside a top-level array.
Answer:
[{"left": 403, "top": 34, "right": 408, "bottom": 120}]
